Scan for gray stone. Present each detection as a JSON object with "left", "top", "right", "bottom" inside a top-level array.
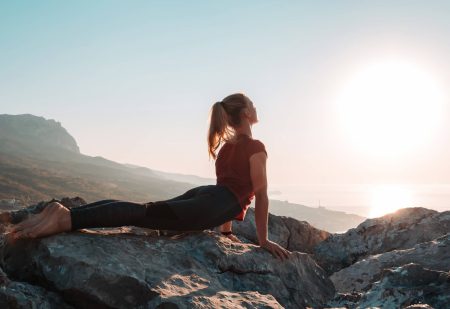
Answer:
[
  {"left": 331, "top": 233, "right": 450, "bottom": 292},
  {"left": 0, "top": 266, "right": 73, "bottom": 309},
  {"left": 314, "top": 207, "right": 450, "bottom": 274},
  {"left": 1, "top": 229, "right": 334, "bottom": 308},
  {"left": 232, "top": 207, "right": 330, "bottom": 253},
  {"left": 357, "top": 263, "right": 450, "bottom": 309}
]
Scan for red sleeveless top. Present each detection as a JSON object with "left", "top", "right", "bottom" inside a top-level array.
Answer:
[{"left": 215, "top": 134, "right": 268, "bottom": 221}]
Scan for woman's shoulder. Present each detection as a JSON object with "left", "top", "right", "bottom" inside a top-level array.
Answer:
[{"left": 247, "top": 138, "right": 268, "bottom": 157}]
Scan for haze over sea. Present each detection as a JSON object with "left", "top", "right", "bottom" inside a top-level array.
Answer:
[{"left": 269, "top": 183, "right": 450, "bottom": 218}]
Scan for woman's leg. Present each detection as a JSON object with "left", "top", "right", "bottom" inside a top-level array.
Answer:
[
  {"left": 9, "top": 187, "right": 205, "bottom": 239},
  {"left": 140, "top": 185, "right": 242, "bottom": 231},
  {"left": 70, "top": 200, "right": 150, "bottom": 230},
  {"left": 9, "top": 185, "right": 239, "bottom": 240},
  {"left": 72, "top": 199, "right": 121, "bottom": 210},
  {"left": 144, "top": 186, "right": 203, "bottom": 204}
]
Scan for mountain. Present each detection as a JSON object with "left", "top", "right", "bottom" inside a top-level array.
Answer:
[
  {"left": 0, "top": 114, "right": 79, "bottom": 155},
  {"left": 0, "top": 113, "right": 365, "bottom": 232},
  {"left": 0, "top": 114, "right": 194, "bottom": 205}
]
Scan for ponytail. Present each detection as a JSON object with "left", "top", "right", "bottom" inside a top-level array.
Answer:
[
  {"left": 207, "top": 101, "right": 231, "bottom": 160},
  {"left": 207, "top": 93, "right": 249, "bottom": 160}
]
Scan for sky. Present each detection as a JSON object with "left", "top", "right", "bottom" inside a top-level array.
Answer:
[{"left": 1, "top": 0, "right": 450, "bottom": 189}]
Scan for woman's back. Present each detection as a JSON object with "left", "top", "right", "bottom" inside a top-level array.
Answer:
[{"left": 215, "top": 133, "right": 267, "bottom": 221}]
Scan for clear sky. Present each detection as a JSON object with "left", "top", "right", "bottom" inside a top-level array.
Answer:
[{"left": 1, "top": 0, "right": 450, "bottom": 187}]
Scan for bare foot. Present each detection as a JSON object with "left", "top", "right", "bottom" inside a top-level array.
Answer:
[
  {"left": 10, "top": 202, "right": 57, "bottom": 233},
  {"left": 10, "top": 202, "right": 72, "bottom": 241}
]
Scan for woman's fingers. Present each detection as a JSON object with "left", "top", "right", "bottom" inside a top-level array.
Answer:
[
  {"left": 271, "top": 246, "right": 283, "bottom": 260},
  {"left": 279, "top": 248, "right": 288, "bottom": 260},
  {"left": 261, "top": 241, "right": 292, "bottom": 261},
  {"left": 274, "top": 245, "right": 291, "bottom": 261}
]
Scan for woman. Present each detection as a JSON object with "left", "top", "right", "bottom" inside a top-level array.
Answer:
[{"left": 8, "top": 93, "right": 291, "bottom": 261}]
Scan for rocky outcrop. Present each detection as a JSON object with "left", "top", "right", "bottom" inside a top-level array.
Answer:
[
  {"left": 330, "top": 233, "right": 450, "bottom": 292},
  {"left": 2, "top": 197, "right": 450, "bottom": 308},
  {"left": 327, "top": 263, "right": 450, "bottom": 308},
  {"left": 0, "top": 267, "right": 73, "bottom": 309},
  {"left": 0, "top": 226, "right": 334, "bottom": 308},
  {"left": 232, "top": 207, "right": 330, "bottom": 253},
  {"left": 314, "top": 207, "right": 450, "bottom": 274},
  {"left": 0, "top": 197, "right": 335, "bottom": 308},
  {"left": 322, "top": 208, "right": 450, "bottom": 309}
]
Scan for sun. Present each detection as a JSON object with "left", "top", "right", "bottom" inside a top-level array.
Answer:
[
  {"left": 334, "top": 59, "right": 445, "bottom": 158},
  {"left": 368, "top": 184, "right": 414, "bottom": 218}
]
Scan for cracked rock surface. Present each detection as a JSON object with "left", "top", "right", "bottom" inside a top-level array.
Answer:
[
  {"left": 330, "top": 233, "right": 450, "bottom": 293},
  {"left": 1, "top": 227, "right": 334, "bottom": 308},
  {"left": 232, "top": 207, "right": 330, "bottom": 253},
  {"left": 314, "top": 207, "right": 450, "bottom": 274}
]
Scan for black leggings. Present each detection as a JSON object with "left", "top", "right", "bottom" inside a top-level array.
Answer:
[{"left": 69, "top": 185, "right": 242, "bottom": 231}]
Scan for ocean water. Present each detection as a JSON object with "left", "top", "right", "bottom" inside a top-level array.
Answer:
[{"left": 268, "top": 183, "right": 450, "bottom": 218}]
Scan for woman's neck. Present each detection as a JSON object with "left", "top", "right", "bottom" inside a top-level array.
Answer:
[{"left": 234, "top": 124, "right": 252, "bottom": 139}]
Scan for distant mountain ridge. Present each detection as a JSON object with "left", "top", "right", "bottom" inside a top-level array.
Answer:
[
  {"left": 0, "top": 113, "right": 365, "bottom": 232},
  {"left": 0, "top": 114, "right": 80, "bottom": 154}
]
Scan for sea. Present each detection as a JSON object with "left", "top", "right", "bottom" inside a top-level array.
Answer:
[{"left": 267, "top": 183, "right": 450, "bottom": 218}]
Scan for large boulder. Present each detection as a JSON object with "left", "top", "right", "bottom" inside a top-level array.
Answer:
[
  {"left": 328, "top": 263, "right": 450, "bottom": 309},
  {"left": 232, "top": 207, "right": 330, "bottom": 253},
  {"left": 314, "top": 207, "right": 450, "bottom": 274},
  {"left": 363, "top": 264, "right": 450, "bottom": 308},
  {"left": 1, "top": 228, "right": 335, "bottom": 308},
  {"left": 330, "top": 233, "right": 450, "bottom": 292},
  {"left": 0, "top": 266, "right": 73, "bottom": 308}
]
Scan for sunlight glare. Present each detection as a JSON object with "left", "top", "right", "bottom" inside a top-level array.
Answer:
[
  {"left": 335, "top": 59, "right": 445, "bottom": 158},
  {"left": 368, "top": 184, "right": 413, "bottom": 218}
]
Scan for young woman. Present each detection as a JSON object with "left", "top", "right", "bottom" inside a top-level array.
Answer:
[{"left": 8, "top": 93, "right": 291, "bottom": 261}]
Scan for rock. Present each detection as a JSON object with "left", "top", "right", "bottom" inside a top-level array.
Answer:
[
  {"left": 1, "top": 229, "right": 335, "bottom": 308},
  {"left": 325, "top": 292, "right": 362, "bottom": 308},
  {"left": 330, "top": 233, "right": 450, "bottom": 292},
  {"left": 59, "top": 196, "right": 87, "bottom": 208},
  {"left": 327, "top": 263, "right": 449, "bottom": 309},
  {"left": 314, "top": 207, "right": 450, "bottom": 274},
  {"left": 403, "top": 305, "right": 435, "bottom": 309},
  {"left": 174, "top": 291, "right": 283, "bottom": 308},
  {"left": 0, "top": 266, "right": 73, "bottom": 309},
  {"left": 232, "top": 207, "right": 330, "bottom": 253},
  {"left": 356, "top": 263, "right": 450, "bottom": 309}
]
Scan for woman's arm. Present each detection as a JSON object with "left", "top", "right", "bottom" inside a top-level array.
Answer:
[
  {"left": 250, "top": 152, "right": 269, "bottom": 245},
  {"left": 250, "top": 152, "right": 291, "bottom": 260}
]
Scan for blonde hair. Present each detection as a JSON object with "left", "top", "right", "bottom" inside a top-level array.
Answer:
[{"left": 207, "top": 93, "right": 250, "bottom": 160}]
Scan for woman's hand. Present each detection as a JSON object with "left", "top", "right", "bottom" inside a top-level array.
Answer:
[{"left": 260, "top": 240, "right": 292, "bottom": 261}]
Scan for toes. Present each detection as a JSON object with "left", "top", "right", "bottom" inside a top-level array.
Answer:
[
  {"left": 11, "top": 218, "right": 37, "bottom": 233},
  {"left": 12, "top": 228, "right": 35, "bottom": 240},
  {"left": 12, "top": 211, "right": 47, "bottom": 232}
]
